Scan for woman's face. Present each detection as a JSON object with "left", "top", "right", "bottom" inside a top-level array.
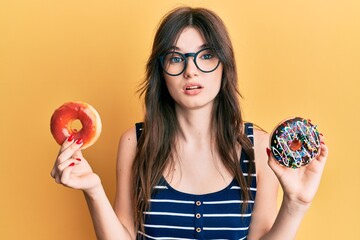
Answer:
[{"left": 163, "top": 27, "right": 223, "bottom": 111}]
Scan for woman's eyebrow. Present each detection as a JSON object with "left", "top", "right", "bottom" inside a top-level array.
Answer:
[
  {"left": 169, "top": 43, "right": 209, "bottom": 52},
  {"left": 200, "top": 43, "right": 209, "bottom": 49},
  {"left": 168, "top": 46, "right": 181, "bottom": 51}
]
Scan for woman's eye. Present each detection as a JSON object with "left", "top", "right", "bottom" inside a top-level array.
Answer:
[
  {"left": 201, "top": 53, "right": 213, "bottom": 60},
  {"left": 170, "top": 57, "right": 184, "bottom": 63}
]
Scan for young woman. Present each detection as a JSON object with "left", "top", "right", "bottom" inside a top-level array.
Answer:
[{"left": 51, "top": 7, "right": 328, "bottom": 240}]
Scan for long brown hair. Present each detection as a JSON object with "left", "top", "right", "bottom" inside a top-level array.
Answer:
[{"left": 132, "top": 7, "right": 255, "bottom": 233}]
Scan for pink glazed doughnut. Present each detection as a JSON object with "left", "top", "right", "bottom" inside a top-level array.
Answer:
[{"left": 50, "top": 101, "right": 102, "bottom": 149}]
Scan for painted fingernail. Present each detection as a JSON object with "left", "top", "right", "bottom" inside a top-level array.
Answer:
[
  {"left": 266, "top": 147, "right": 271, "bottom": 157},
  {"left": 69, "top": 162, "right": 75, "bottom": 167},
  {"left": 321, "top": 141, "right": 325, "bottom": 145},
  {"left": 67, "top": 135, "right": 75, "bottom": 142},
  {"left": 76, "top": 138, "right": 83, "bottom": 144},
  {"left": 320, "top": 133, "right": 324, "bottom": 136},
  {"left": 75, "top": 158, "right": 81, "bottom": 161}
]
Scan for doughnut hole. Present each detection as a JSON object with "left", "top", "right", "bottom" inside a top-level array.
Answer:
[
  {"left": 290, "top": 139, "right": 302, "bottom": 151},
  {"left": 70, "top": 119, "right": 83, "bottom": 133}
]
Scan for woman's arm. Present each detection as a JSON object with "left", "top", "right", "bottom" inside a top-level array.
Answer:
[
  {"left": 247, "top": 129, "right": 328, "bottom": 240},
  {"left": 246, "top": 129, "right": 279, "bottom": 239},
  {"left": 114, "top": 127, "right": 138, "bottom": 239},
  {"left": 51, "top": 134, "right": 134, "bottom": 240},
  {"left": 83, "top": 183, "right": 132, "bottom": 239}
]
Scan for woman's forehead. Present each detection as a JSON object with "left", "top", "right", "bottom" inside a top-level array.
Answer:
[{"left": 172, "top": 27, "right": 207, "bottom": 52}]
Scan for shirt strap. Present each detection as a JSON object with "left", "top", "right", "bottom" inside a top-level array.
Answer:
[
  {"left": 244, "top": 122, "right": 254, "bottom": 146},
  {"left": 135, "top": 122, "right": 144, "bottom": 142}
]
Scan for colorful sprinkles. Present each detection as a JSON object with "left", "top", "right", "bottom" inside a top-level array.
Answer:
[{"left": 270, "top": 117, "right": 321, "bottom": 169}]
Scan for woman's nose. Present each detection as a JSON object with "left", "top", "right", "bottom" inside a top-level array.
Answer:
[{"left": 183, "top": 57, "right": 199, "bottom": 78}]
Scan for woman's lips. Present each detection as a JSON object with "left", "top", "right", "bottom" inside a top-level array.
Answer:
[{"left": 183, "top": 83, "right": 204, "bottom": 95}]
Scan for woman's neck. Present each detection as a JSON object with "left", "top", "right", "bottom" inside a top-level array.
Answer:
[{"left": 175, "top": 104, "right": 213, "bottom": 145}]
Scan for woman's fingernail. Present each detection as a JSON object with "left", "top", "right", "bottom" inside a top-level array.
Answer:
[
  {"left": 69, "top": 162, "right": 75, "bottom": 167},
  {"left": 321, "top": 141, "right": 325, "bottom": 145},
  {"left": 266, "top": 147, "right": 271, "bottom": 157},
  {"left": 67, "top": 135, "right": 74, "bottom": 142},
  {"left": 75, "top": 158, "right": 81, "bottom": 161},
  {"left": 320, "top": 133, "right": 324, "bottom": 136},
  {"left": 76, "top": 138, "right": 83, "bottom": 144}
]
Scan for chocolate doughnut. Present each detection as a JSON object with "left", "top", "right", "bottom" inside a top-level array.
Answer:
[{"left": 270, "top": 117, "right": 320, "bottom": 168}]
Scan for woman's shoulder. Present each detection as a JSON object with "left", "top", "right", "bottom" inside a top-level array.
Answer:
[
  {"left": 243, "top": 122, "right": 269, "bottom": 144},
  {"left": 253, "top": 125, "right": 269, "bottom": 148},
  {"left": 117, "top": 125, "right": 138, "bottom": 164},
  {"left": 119, "top": 125, "right": 138, "bottom": 145}
]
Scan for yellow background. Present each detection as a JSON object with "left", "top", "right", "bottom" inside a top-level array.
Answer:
[{"left": 1, "top": 0, "right": 359, "bottom": 239}]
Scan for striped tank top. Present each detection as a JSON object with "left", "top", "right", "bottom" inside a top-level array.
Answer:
[{"left": 135, "top": 123, "right": 256, "bottom": 240}]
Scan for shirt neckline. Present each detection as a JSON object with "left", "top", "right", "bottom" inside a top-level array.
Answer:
[
  {"left": 158, "top": 149, "right": 245, "bottom": 198},
  {"left": 160, "top": 176, "right": 237, "bottom": 198}
]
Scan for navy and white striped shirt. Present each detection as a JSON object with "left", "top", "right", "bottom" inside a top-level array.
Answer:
[{"left": 136, "top": 123, "right": 256, "bottom": 240}]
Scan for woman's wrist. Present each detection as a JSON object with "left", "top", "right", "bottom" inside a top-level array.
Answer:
[
  {"left": 282, "top": 194, "right": 311, "bottom": 215},
  {"left": 258, "top": 195, "right": 310, "bottom": 240},
  {"left": 83, "top": 176, "right": 105, "bottom": 200}
]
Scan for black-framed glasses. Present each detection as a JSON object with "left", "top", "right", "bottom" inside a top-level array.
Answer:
[{"left": 159, "top": 48, "right": 221, "bottom": 76}]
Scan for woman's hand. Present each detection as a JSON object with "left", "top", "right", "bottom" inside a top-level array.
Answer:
[
  {"left": 267, "top": 135, "right": 329, "bottom": 207},
  {"left": 51, "top": 136, "right": 101, "bottom": 194}
]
